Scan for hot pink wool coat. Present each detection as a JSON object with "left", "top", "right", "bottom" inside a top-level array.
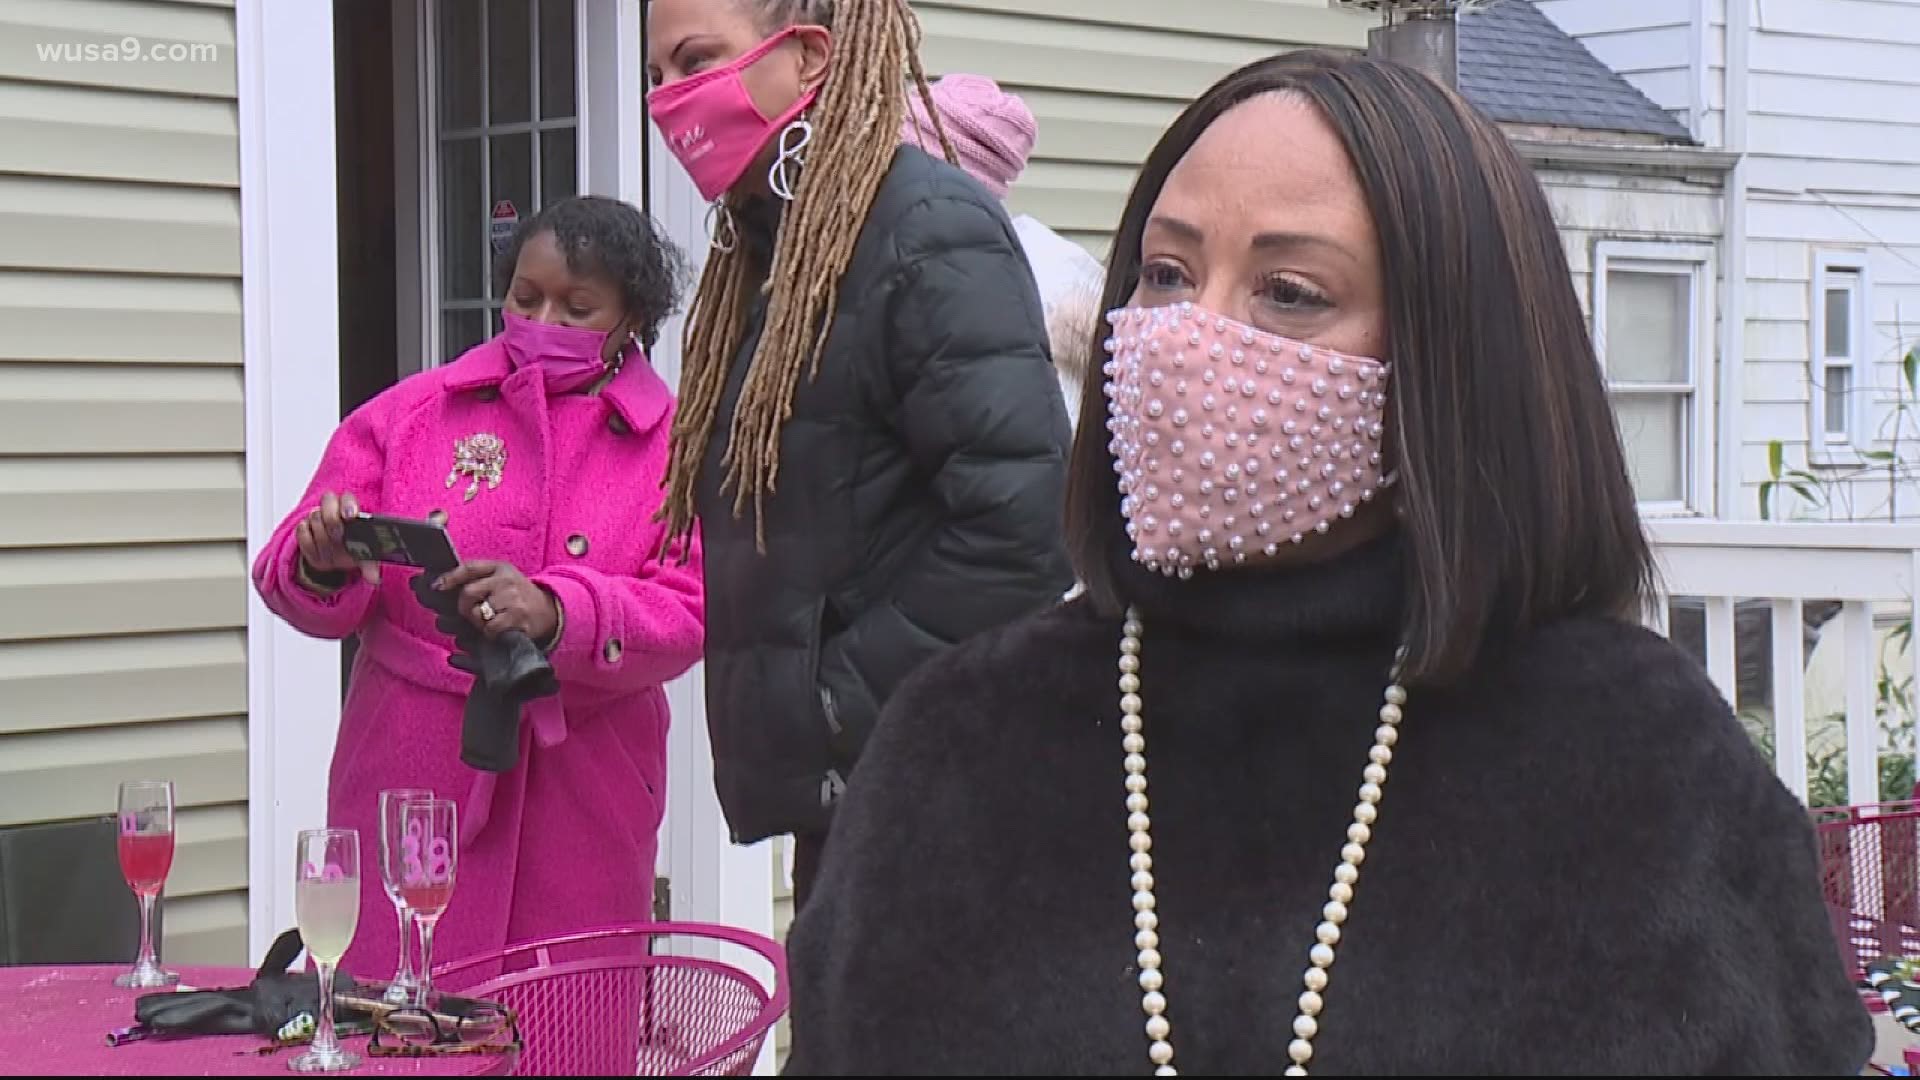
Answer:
[{"left": 252, "top": 339, "right": 703, "bottom": 979}]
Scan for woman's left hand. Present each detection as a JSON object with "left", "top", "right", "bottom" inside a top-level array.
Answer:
[{"left": 435, "top": 560, "right": 560, "bottom": 643}]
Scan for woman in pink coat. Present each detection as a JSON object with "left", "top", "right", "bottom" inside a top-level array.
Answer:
[{"left": 252, "top": 196, "right": 703, "bottom": 981}]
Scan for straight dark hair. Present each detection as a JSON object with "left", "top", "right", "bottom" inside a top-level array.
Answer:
[{"left": 1066, "top": 50, "right": 1654, "bottom": 686}]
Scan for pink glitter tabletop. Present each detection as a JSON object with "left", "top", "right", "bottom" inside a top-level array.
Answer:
[{"left": 0, "top": 966, "right": 512, "bottom": 1076}]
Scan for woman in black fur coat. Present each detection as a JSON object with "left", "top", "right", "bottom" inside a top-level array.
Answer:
[{"left": 783, "top": 50, "right": 1873, "bottom": 1077}]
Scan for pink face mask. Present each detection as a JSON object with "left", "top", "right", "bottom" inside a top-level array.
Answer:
[
  {"left": 1102, "top": 302, "right": 1396, "bottom": 578},
  {"left": 646, "top": 28, "right": 822, "bottom": 203},
  {"left": 500, "top": 312, "right": 637, "bottom": 394}
]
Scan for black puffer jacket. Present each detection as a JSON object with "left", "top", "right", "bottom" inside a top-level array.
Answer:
[{"left": 697, "top": 146, "right": 1075, "bottom": 845}]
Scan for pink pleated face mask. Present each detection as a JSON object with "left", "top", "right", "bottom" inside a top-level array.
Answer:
[
  {"left": 500, "top": 312, "right": 636, "bottom": 393},
  {"left": 1102, "top": 302, "right": 1396, "bottom": 578},
  {"left": 646, "top": 27, "right": 821, "bottom": 203}
]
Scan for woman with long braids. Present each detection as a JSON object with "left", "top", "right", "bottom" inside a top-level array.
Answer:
[{"left": 645, "top": 0, "right": 1074, "bottom": 908}]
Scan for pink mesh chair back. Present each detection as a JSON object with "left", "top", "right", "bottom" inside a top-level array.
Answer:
[
  {"left": 1812, "top": 799, "right": 1920, "bottom": 1003},
  {"left": 432, "top": 922, "right": 787, "bottom": 1076}
]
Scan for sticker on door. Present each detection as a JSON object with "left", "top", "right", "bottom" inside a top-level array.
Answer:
[{"left": 490, "top": 200, "right": 519, "bottom": 255}]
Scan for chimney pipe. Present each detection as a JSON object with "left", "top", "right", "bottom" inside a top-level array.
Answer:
[{"left": 1367, "top": 12, "right": 1459, "bottom": 89}]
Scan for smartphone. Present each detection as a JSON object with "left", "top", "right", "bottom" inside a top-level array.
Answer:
[{"left": 342, "top": 513, "right": 460, "bottom": 571}]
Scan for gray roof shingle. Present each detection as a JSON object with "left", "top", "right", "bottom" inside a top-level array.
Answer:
[{"left": 1456, "top": 0, "right": 1695, "bottom": 143}]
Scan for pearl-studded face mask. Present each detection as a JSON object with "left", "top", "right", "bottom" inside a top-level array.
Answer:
[{"left": 1102, "top": 302, "right": 1395, "bottom": 578}]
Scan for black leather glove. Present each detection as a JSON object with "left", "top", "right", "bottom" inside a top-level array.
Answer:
[
  {"left": 134, "top": 929, "right": 364, "bottom": 1039},
  {"left": 409, "top": 571, "right": 558, "bottom": 773}
]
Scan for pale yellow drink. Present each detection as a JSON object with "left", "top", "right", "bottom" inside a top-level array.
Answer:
[{"left": 296, "top": 878, "right": 361, "bottom": 964}]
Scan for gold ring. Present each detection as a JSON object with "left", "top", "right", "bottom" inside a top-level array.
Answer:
[{"left": 478, "top": 600, "right": 498, "bottom": 622}]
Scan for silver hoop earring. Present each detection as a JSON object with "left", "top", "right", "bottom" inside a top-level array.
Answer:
[
  {"left": 768, "top": 117, "right": 813, "bottom": 202},
  {"left": 705, "top": 201, "right": 739, "bottom": 253}
]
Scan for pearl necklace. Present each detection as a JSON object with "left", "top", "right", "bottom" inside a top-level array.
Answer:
[{"left": 1119, "top": 605, "right": 1406, "bottom": 1076}]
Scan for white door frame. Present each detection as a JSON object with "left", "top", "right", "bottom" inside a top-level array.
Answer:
[
  {"left": 393, "top": 0, "right": 432, "bottom": 380},
  {"left": 237, "top": 0, "right": 345, "bottom": 961},
  {"left": 578, "top": 0, "right": 646, "bottom": 214}
]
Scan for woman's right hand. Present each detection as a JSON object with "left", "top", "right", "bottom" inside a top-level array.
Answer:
[{"left": 295, "top": 491, "right": 380, "bottom": 588}]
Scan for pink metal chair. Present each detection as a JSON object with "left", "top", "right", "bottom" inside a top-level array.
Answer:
[
  {"left": 433, "top": 922, "right": 788, "bottom": 1076},
  {"left": 1811, "top": 799, "right": 1920, "bottom": 1006}
]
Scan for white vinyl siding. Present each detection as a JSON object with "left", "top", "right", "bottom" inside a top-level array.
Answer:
[
  {"left": 1543, "top": 0, "right": 1920, "bottom": 521},
  {"left": 1532, "top": 0, "right": 1713, "bottom": 142},
  {"left": 0, "top": 0, "right": 247, "bottom": 965},
  {"left": 1739, "top": 1, "right": 1920, "bottom": 516}
]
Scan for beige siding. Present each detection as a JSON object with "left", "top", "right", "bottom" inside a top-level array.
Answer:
[
  {"left": 0, "top": 0, "right": 246, "bottom": 966},
  {"left": 913, "top": 0, "right": 1371, "bottom": 256}
]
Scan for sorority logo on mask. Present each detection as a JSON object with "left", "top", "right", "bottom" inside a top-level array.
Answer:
[{"left": 672, "top": 124, "right": 712, "bottom": 163}]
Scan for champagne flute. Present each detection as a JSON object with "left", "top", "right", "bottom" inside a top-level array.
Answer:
[
  {"left": 377, "top": 788, "right": 433, "bottom": 1005},
  {"left": 293, "top": 829, "right": 361, "bottom": 1073},
  {"left": 397, "top": 799, "right": 457, "bottom": 1003},
  {"left": 114, "top": 780, "right": 180, "bottom": 988}
]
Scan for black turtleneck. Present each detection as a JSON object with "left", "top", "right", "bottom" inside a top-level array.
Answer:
[
  {"left": 1107, "top": 526, "right": 1406, "bottom": 649},
  {"left": 783, "top": 531, "right": 1872, "bottom": 1076}
]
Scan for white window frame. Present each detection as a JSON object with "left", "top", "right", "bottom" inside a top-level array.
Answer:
[
  {"left": 1810, "top": 250, "right": 1871, "bottom": 463},
  {"left": 1591, "top": 240, "right": 1718, "bottom": 518}
]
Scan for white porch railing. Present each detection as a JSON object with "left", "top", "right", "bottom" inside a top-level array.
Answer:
[{"left": 1646, "top": 520, "right": 1920, "bottom": 806}]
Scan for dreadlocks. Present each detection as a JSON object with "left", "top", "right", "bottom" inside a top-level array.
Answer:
[{"left": 660, "top": 0, "right": 955, "bottom": 550}]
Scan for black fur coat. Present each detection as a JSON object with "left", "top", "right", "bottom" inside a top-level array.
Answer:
[{"left": 783, "top": 534, "right": 1872, "bottom": 1075}]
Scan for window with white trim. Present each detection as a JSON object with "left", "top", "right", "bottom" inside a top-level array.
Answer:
[
  {"left": 1592, "top": 241, "right": 1716, "bottom": 514},
  {"left": 1811, "top": 252, "right": 1869, "bottom": 455}
]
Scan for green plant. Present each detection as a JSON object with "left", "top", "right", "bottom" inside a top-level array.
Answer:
[
  {"left": 1743, "top": 716, "right": 1914, "bottom": 807},
  {"left": 1759, "top": 343, "right": 1920, "bottom": 523},
  {"left": 1758, "top": 439, "right": 1826, "bottom": 520}
]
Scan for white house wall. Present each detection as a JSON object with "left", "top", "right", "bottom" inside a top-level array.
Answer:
[
  {"left": 1544, "top": 0, "right": 1920, "bottom": 524},
  {"left": 1533, "top": 0, "right": 1723, "bottom": 144},
  {"left": 1542, "top": 168, "right": 1725, "bottom": 282},
  {"left": 1742, "top": 197, "right": 1920, "bottom": 522},
  {"left": 1541, "top": 162, "right": 1725, "bottom": 326},
  {"left": 1741, "top": 0, "right": 1920, "bottom": 524}
]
